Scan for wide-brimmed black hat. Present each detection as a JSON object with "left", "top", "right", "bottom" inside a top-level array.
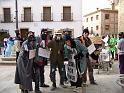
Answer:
[
  {"left": 65, "top": 35, "right": 72, "bottom": 41},
  {"left": 28, "top": 35, "right": 35, "bottom": 42},
  {"left": 83, "top": 28, "right": 89, "bottom": 34}
]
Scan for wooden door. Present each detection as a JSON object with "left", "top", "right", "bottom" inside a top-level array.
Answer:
[{"left": 20, "top": 29, "right": 29, "bottom": 39}]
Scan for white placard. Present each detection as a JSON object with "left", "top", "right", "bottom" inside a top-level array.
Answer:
[
  {"left": 87, "top": 43, "right": 96, "bottom": 54},
  {"left": 100, "top": 49, "right": 111, "bottom": 61},
  {"left": 66, "top": 54, "right": 77, "bottom": 82},
  {"left": 38, "top": 48, "right": 50, "bottom": 58},
  {"left": 29, "top": 49, "right": 36, "bottom": 59}
]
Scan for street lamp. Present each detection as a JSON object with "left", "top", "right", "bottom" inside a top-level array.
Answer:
[{"left": 15, "top": 0, "right": 19, "bottom": 34}]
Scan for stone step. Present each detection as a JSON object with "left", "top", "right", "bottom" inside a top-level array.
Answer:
[
  {"left": 0, "top": 61, "right": 16, "bottom": 65},
  {"left": 11, "top": 54, "right": 16, "bottom": 57},
  {"left": 1, "top": 57, "right": 16, "bottom": 61}
]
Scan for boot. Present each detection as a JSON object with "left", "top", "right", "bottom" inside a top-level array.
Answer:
[
  {"left": 21, "top": 89, "right": 24, "bottom": 93},
  {"left": 35, "top": 90, "right": 42, "bottom": 93},
  {"left": 60, "top": 81, "right": 67, "bottom": 88},
  {"left": 40, "top": 83, "right": 49, "bottom": 87},
  {"left": 24, "top": 90, "right": 28, "bottom": 93},
  {"left": 90, "top": 81, "right": 98, "bottom": 85},
  {"left": 51, "top": 82, "right": 56, "bottom": 91}
]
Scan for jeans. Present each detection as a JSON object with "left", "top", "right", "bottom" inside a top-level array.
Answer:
[
  {"left": 82, "top": 58, "right": 95, "bottom": 83},
  {"left": 34, "top": 67, "right": 40, "bottom": 91},
  {"left": 39, "top": 66, "right": 45, "bottom": 85}
]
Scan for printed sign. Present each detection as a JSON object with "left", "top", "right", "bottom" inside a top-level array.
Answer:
[
  {"left": 100, "top": 49, "right": 111, "bottom": 61},
  {"left": 66, "top": 55, "right": 77, "bottom": 82},
  {"left": 29, "top": 49, "right": 36, "bottom": 59},
  {"left": 88, "top": 43, "right": 96, "bottom": 54},
  {"left": 38, "top": 48, "right": 50, "bottom": 58}
]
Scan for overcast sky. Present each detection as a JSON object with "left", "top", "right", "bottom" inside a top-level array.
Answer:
[{"left": 82, "top": 0, "right": 112, "bottom": 15}]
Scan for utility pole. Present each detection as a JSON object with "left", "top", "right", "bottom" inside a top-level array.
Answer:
[{"left": 15, "top": 0, "right": 19, "bottom": 33}]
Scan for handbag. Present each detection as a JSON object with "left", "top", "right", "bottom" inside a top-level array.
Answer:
[{"left": 36, "top": 60, "right": 45, "bottom": 66}]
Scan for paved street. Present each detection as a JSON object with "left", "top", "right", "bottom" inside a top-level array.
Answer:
[{"left": 0, "top": 61, "right": 123, "bottom": 93}]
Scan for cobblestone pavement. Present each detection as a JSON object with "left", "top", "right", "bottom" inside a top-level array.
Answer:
[{"left": 0, "top": 61, "right": 123, "bottom": 93}]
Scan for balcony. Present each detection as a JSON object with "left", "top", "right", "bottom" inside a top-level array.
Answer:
[
  {"left": 21, "top": 13, "right": 33, "bottom": 22},
  {"left": 41, "top": 13, "right": 53, "bottom": 21},
  {"left": 0, "top": 14, "right": 13, "bottom": 23},
  {"left": 61, "top": 13, "right": 73, "bottom": 21}
]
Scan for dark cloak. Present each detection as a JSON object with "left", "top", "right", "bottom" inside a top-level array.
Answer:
[{"left": 15, "top": 40, "right": 35, "bottom": 91}]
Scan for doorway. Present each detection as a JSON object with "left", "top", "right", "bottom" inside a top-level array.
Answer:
[{"left": 20, "top": 29, "right": 29, "bottom": 40}]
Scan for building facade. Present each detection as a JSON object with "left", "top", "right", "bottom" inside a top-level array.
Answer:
[
  {"left": 83, "top": 8, "right": 118, "bottom": 36},
  {"left": 0, "top": 0, "right": 83, "bottom": 38},
  {"left": 118, "top": 0, "right": 124, "bottom": 33}
]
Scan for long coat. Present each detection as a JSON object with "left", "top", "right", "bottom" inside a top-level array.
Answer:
[
  {"left": 15, "top": 40, "right": 35, "bottom": 91},
  {"left": 47, "top": 38, "right": 65, "bottom": 64}
]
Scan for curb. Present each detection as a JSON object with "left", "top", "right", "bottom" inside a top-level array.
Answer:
[{"left": 0, "top": 61, "right": 16, "bottom": 66}]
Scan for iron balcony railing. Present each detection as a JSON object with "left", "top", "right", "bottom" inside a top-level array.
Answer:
[
  {"left": 0, "top": 14, "right": 13, "bottom": 23},
  {"left": 61, "top": 13, "right": 73, "bottom": 21},
  {"left": 41, "top": 13, "right": 53, "bottom": 21},
  {"left": 21, "top": 13, "right": 33, "bottom": 22}
]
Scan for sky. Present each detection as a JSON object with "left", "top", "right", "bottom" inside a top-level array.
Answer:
[{"left": 82, "top": 0, "right": 112, "bottom": 15}]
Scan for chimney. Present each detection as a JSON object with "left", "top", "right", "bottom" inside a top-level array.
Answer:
[{"left": 111, "top": 3, "right": 115, "bottom": 10}]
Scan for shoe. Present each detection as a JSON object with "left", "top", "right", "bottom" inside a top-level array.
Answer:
[
  {"left": 59, "top": 84, "right": 67, "bottom": 88},
  {"left": 69, "top": 86, "right": 75, "bottom": 89},
  {"left": 73, "top": 87, "right": 81, "bottom": 93},
  {"left": 64, "top": 80, "right": 69, "bottom": 84},
  {"left": 51, "top": 86, "right": 57, "bottom": 91},
  {"left": 90, "top": 82, "right": 98, "bottom": 85},
  {"left": 35, "top": 90, "right": 42, "bottom": 93},
  {"left": 21, "top": 89, "right": 24, "bottom": 93},
  {"left": 24, "top": 90, "right": 28, "bottom": 93},
  {"left": 82, "top": 82, "right": 88, "bottom": 87},
  {"left": 110, "top": 68, "right": 113, "bottom": 70},
  {"left": 40, "top": 84, "right": 49, "bottom": 87}
]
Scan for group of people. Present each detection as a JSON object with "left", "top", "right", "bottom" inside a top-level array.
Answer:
[
  {"left": 14, "top": 28, "right": 98, "bottom": 93},
  {"left": 14, "top": 26, "right": 124, "bottom": 93},
  {"left": 3, "top": 36, "right": 14, "bottom": 57},
  {"left": 15, "top": 29, "right": 50, "bottom": 93}
]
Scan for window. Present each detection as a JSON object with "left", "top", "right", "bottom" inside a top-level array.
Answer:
[
  {"left": 43, "top": 7, "right": 52, "bottom": 21},
  {"left": 86, "top": 18, "right": 88, "bottom": 22},
  {"left": 96, "top": 15, "right": 99, "bottom": 20},
  {"left": 3, "top": 8, "right": 12, "bottom": 23},
  {"left": 91, "top": 27, "right": 93, "bottom": 34},
  {"left": 91, "top": 17, "right": 93, "bottom": 21},
  {"left": 22, "top": 7, "right": 33, "bottom": 22},
  {"left": 105, "top": 14, "right": 109, "bottom": 19},
  {"left": 96, "top": 25, "right": 99, "bottom": 30},
  {"left": 62, "top": 6, "right": 72, "bottom": 21},
  {"left": 105, "top": 25, "right": 109, "bottom": 30}
]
